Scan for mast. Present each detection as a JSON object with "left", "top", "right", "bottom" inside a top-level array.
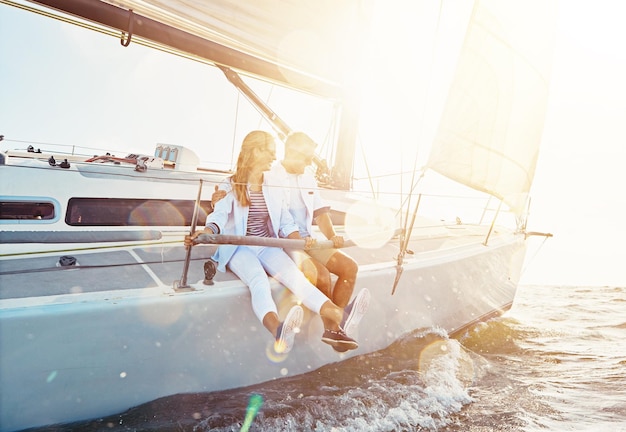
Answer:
[{"left": 333, "top": 86, "right": 360, "bottom": 190}]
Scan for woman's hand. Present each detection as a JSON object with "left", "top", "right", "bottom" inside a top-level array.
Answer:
[{"left": 184, "top": 228, "right": 214, "bottom": 247}]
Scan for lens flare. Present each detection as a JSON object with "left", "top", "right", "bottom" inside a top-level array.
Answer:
[
  {"left": 266, "top": 340, "right": 288, "bottom": 363},
  {"left": 344, "top": 199, "right": 397, "bottom": 248},
  {"left": 129, "top": 201, "right": 185, "bottom": 226},
  {"left": 240, "top": 393, "right": 263, "bottom": 432},
  {"left": 46, "top": 371, "right": 58, "bottom": 383},
  {"left": 138, "top": 293, "right": 184, "bottom": 326},
  {"left": 418, "top": 339, "right": 475, "bottom": 387}
]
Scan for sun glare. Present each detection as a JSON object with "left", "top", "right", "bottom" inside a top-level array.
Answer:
[
  {"left": 344, "top": 198, "right": 397, "bottom": 249},
  {"left": 355, "top": 1, "right": 473, "bottom": 182}
]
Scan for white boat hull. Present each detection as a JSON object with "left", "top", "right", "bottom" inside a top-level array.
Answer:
[{"left": 0, "top": 229, "right": 525, "bottom": 431}]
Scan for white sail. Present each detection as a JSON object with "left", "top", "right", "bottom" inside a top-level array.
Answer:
[{"left": 426, "top": 0, "right": 558, "bottom": 217}]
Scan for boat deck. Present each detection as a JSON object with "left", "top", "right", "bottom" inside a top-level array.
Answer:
[{"left": 0, "top": 223, "right": 501, "bottom": 304}]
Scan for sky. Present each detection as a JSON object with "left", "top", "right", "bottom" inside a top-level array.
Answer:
[
  {"left": 1, "top": 1, "right": 625, "bottom": 287},
  {"left": 518, "top": 1, "right": 626, "bottom": 287}
]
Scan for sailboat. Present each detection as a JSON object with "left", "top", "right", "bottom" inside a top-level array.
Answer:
[{"left": 0, "top": 0, "right": 556, "bottom": 430}]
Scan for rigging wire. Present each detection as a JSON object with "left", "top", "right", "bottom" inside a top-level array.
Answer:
[
  {"left": 259, "top": 86, "right": 275, "bottom": 131},
  {"left": 402, "top": 0, "right": 445, "bottom": 237},
  {"left": 357, "top": 132, "right": 377, "bottom": 200},
  {"left": 230, "top": 92, "right": 240, "bottom": 169},
  {"left": 318, "top": 101, "right": 340, "bottom": 168},
  {"left": 520, "top": 234, "right": 552, "bottom": 277},
  {"left": 391, "top": 1, "right": 446, "bottom": 295}
]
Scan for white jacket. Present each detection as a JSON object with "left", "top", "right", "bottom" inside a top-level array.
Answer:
[
  {"left": 267, "top": 162, "right": 324, "bottom": 237},
  {"left": 205, "top": 176, "right": 299, "bottom": 272}
]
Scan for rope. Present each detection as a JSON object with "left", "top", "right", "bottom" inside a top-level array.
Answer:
[
  {"left": 520, "top": 234, "right": 553, "bottom": 277},
  {"left": 0, "top": 255, "right": 208, "bottom": 277},
  {"left": 0, "top": 239, "right": 182, "bottom": 258}
]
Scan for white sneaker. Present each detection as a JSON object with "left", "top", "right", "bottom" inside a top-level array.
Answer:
[
  {"left": 341, "top": 288, "right": 371, "bottom": 336},
  {"left": 274, "top": 305, "right": 303, "bottom": 354}
]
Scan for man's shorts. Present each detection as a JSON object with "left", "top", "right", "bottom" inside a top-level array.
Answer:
[{"left": 285, "top": 246, "right": 337, "bottom": 267}]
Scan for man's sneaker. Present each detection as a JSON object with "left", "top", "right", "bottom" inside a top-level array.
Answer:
[
  {"left": 332, "top": 344, "right": 350, "bottom": 353},
  {"left": 341, "top": 288, "right": 371, "bottom": 336},
  {"left": 321, "top": 328, "right": 358, "bottom": 351},
  {"left": 274, "top": 305, "right": 303, "bottom": 354}
]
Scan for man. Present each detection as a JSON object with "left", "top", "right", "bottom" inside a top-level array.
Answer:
[{"left": 212, "top": 132, "right": 369, "bottom": 351}]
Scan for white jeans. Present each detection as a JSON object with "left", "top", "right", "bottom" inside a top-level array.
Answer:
[{"left": 228, "top": 245, "right": 329, "bottom": 323}]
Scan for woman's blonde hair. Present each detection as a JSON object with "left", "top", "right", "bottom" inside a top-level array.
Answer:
[{"left": 231, "top": 130, "right": 274, "bottom": 206}]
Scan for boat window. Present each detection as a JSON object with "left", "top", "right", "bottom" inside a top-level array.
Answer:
[
  {"left": 0, "top": 201, "right": 56, "bottom": 220},
  {"left": 66, "top": 198, "right": 213, "bottom": 226}
]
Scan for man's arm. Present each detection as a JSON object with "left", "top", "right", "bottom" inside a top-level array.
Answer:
[{"left": 315, "top": 211, "right": 343, "bottom": 248}]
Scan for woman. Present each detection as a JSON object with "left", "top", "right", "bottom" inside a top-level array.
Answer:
[{"left": 185, "top": 131, "right": 357, "bottom": 354}]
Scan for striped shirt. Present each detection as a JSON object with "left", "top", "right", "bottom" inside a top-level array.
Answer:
[{"left": 246, "top": 190, "right": 271, "bottom": 237}]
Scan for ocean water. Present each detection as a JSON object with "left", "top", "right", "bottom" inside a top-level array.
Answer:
[{"left": 29, "top": 285, "right": 626, "bottom": 431}]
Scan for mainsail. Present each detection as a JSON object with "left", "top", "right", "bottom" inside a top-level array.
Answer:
[{"left": 426, "top": 0, "right": 558, "bottom": 217}]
